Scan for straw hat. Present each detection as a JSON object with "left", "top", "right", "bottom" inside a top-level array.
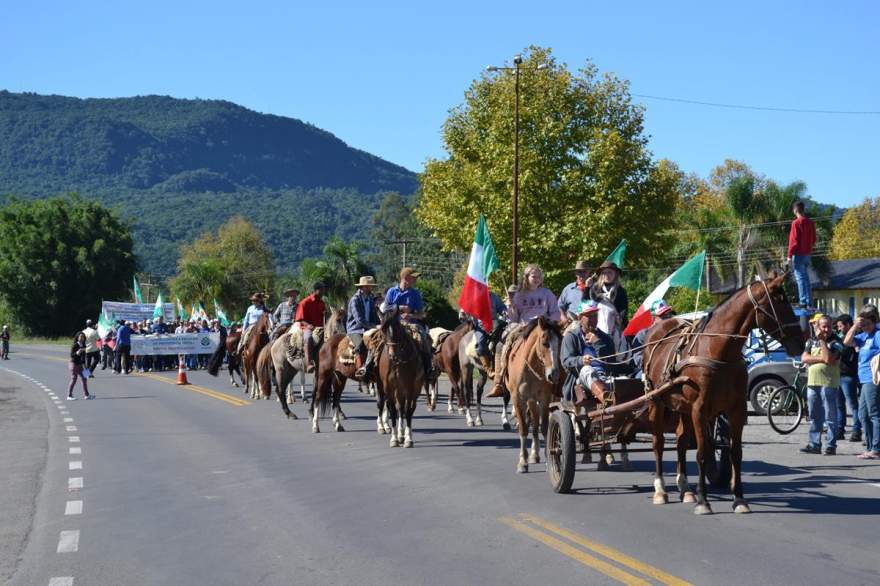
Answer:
[{"left": 356, "top": 276, "right": 376, "bottom": 288}]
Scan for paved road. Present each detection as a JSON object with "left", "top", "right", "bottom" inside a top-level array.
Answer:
[{"left": 2, "top": 345, "right": 879, "bottom": 586}]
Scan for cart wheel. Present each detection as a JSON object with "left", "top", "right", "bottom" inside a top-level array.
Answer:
[
  {"left": 705, "top": 415, "right": 732, "bottom": 490},
  {"left": 547, "top": 410, "right": 576, "bottom": 494}
]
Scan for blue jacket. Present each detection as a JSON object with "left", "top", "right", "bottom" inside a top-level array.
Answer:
[
  {"left": 346, "top": 290, "right": 380, "bottom": 334},
  {"left": 560, "top": 326, "right": 629, "bottom": 400},
  {"left": 116, "top": 325, "right": 132, "bottom": 346}
]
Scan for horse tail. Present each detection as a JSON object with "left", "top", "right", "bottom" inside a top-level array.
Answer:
[
  {"left": 207, "top": 342, "right": 226, "bottom": 377},
  {"left": 317, "top": 369, "right": 334, "bottom": 417}
]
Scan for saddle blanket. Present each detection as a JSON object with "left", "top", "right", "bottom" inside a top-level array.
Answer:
[
  {"left": 284, "top": 325, "right": 325, "bottom": 363},
  {"left": 339, "top": 328, "right": 379, "bottom": 366},
  {"left": 429, "top": 327, "right": 451, "bottom": 352}
]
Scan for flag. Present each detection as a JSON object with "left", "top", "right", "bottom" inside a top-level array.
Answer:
[
  {"left": 153, "top": 292, "right": 164, "bottom": 319},
  {"left": 132, "top": 275, "right": 143, "bottom": 304},
  {"left": 458, "top": 215, "right": 500, "bottom": 330},
  {"left": 214, "top": 299, "right": 231, "bottom": 327},
  {"left": 198, "top": 302, "right": 209, "bottom": 322},
  {"left": 97, "top": 312, "right": 115, "bottom": 338},
  {"left": 190, "top": 304, "right": 199, "bottom": 322},
  {"left": 605, "top": 239, "right": 627, "bottom": 269},
  {"left": 623, "top": 251, "right": 706, "bottom": 337},
  {"left": 176, "top": 297, "right": 186, "bottom": 320}
]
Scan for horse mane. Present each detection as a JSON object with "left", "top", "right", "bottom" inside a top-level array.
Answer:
[{"left": 521, "top": 316, "right": 561, "bottom": 340}]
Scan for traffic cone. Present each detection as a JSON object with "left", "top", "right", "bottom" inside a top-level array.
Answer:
[{"left": 176, "top": 357, "right": 189, "bottom": 385}]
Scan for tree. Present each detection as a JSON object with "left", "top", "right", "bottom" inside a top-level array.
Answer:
[
  {"left": 417, "top": 46, "right": 681, "bottom": 293},
  {"left": 0, "top": 195, "right": 136, "bottom": 336},
  {"left": 293, "top": 237, "right": 373, "bottom": 309},
  {"left": 170, "top": 216, "right": 275, "bottom": 315},
  {"left": 830, "top": 197, "right": 880, "bottom": 260}
]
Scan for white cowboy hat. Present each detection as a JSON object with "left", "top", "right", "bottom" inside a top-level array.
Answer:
[{"left": 356, "top": 276, "right": 376, "bottom": 287}]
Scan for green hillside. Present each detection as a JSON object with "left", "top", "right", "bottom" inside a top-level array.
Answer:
[{"left": 0, "top": 91, "right": 418, "bottom": 275}]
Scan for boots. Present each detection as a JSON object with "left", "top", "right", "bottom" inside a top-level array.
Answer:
[
  {"left": 355, "top": 349, "right": 375, "bottom": 381},
  {"left": 478, "top": 354, "right": 495, "bottom": 379},
  {"left": 304, "top": 338, "right": 315, "bottom": 373}
]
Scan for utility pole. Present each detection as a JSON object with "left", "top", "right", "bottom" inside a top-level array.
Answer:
[{"left": 389, "top": 239, "right": 417, "bottom": 270}]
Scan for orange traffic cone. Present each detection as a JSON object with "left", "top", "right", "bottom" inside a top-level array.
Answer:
[{"left": 176, "top": 357, "right": 189, "bottom": 385}]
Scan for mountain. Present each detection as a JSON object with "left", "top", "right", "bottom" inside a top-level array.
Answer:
[{"left": 0, "top": 91, "right": 418, "bottom": 275}]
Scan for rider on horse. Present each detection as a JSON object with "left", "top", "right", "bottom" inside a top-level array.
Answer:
[
  {"left": 630, "top": 299, "right": 675, "bottom": 379},
  {"left": 295, "top": 282, "right": 327, "bottom": 373},
  {"left": 348, "top": 276, "right": 381, "bottom": 380},
  {"left": 238, "top": 292, "right": 272, "bottom": 353},
  {"left": 382, "top": 267, "right": 434, "bottom": 380},
  {"left": 270, "top": 287, "right": 299, "bottom": 341},
  {"left": 560, "top": 299, "right": 631, "bottom": 409},
  {"left": 463, "top": 290, "right": 507, "bottom": 378},
  {"left": 486, "top": 263, "right": 560, "bottom": 399}
]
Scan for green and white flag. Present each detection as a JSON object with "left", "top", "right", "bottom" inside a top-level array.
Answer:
[
  {"left": 97, "top": 312, "right": 116, "bottom": 338},
  {"left": 153, "top": 292, "right": 164, "bottom": 319},
  {"left": 176, "top": 297, "right": 186, "bottom": 320},
  {"left": 133, "top": 275, "right": 144, "bottom": 304},
  {"left": 214, "top": 299, "right": 231, "bottom": 327},
  {"left": 605, "top": 239, "right": 627, "bottom": 269}
]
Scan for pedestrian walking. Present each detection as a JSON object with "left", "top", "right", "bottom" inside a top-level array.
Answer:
[
  {"left": 67, "top": 332, "right": 94, "bottom": 400},
  {"left": 835, "top": 314, "right": 861, "bottom": 442},
  {"left": 799, "top": 315, "right": 842, "bottom": 455},
  {"left": 115, "top": 320, "right": 133, "bottom": 375},
  {"left": 82, "top": 319, "right": 100, "bottom": 376},
  {"left": 1, "top": 324, "right": 10, "bottom": 360},
  {"left": 843, "top": 304, "right": 880, "bottom": 459},
  {"left": 787, "top": 200, "right": 817, "bottom": 308}
]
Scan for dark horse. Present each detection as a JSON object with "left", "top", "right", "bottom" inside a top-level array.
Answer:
[
  {"left": 241, "top": 313, "right": 271, "bottom": 399},
  {"left": 643, "top": 273, "right": 804, "bottom": 515},
  {"left": 207, "top": 327, "right": 244, "bottom": 387},
  {"left": 375, "top": 308, "right": 426, "bottom": 448},
  {"left": 433, "top": 322, "right": 469, "bottom": 414}
]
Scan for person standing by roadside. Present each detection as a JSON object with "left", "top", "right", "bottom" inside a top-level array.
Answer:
[
  {"left": 1, "top": 325, "right": 10, "bottom": 360},
  {"left": 835, "top": 314, "right": 861, "bottom": 442},
  {"left": 799, "top": 315, "right": 842, "bottom": 455},
  {"left": 101, "top": 326, "right": 115, "bottom": 370},
  {"left": 787, "top": 200, "right": 817, "bottom": 309},
  {"left": 115, "top": 320, "right": 133, "bottom": 375},
  {"left": 82, "top": 319, "right": 100, "bottom": 377},
  {"left": 67, "top": 332, "right": 94, "bottom": 400},
  {"left": 843, "top": 304, "right": 880, "bottom": 459}
]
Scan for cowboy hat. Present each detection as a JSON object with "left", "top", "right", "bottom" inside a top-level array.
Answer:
[
  {"left": 400, "top": 267, "right": 421, "bottom": 280},
  {"left": 356, "top": 276, "right": 376, "bottom": 287},
  {"left": 597, "top": 260, "right": 621, "bottom": 274},
  {"left": 574, "top": 260, "right": 590, "bottom": 272},
  {"left": 282, "top": 287, "right": 299, "bottom": 297}
]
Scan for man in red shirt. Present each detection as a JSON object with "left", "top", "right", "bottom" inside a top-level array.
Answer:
[
  {"left": 788, "top": 200, "right": 817, "bottom": 308},
  {"left": 295, "top": 282, "right": 327, "bottom": 372}
]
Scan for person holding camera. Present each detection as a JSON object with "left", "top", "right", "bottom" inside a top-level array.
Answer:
[
  {"left": 843, "top": 304, "right": 880, "bottom": 459},
  {"left": 799, "top": 315, "right": 842, "bottom": 455}
]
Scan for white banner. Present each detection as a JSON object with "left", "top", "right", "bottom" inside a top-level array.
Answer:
[
  {"left": 102, "top": 301, "right": 176, "bottom": 322},
  {"left": 130, "top": 333, "right": 220, "bottom": 355}
]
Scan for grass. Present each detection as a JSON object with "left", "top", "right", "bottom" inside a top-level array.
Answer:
[{"left": 12, "top": 336, "right": 70, "bottom": 346}]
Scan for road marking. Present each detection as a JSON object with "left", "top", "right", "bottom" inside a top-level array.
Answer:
[
  {"left": 64, "top": 417, "right": 74, "bottom": 422},
  {"left": 68, "top": 436, "right": 80, "bottom": 443},
  {"left": 499, "top": 517, "right": 650, "bottom": 585},
  {"left": 57, "top": 530, "right": 80, "bottom": 553},
  {"left": 48, "top": 578, "right": 74, "bottom": 586},
  {"left": 69, "top": 461, "right": 82, "bottom": 470},
  {"left": 68, "top": 477, "right": 83, "bottom": 491},
  {"left": 66, "top": 425, "right": 78, "bottom": 432},
  {"left": 69, "top": 447, "right": 81, "bottom": 455},
  {"left": 872, "top": 483, "right": 880, "bottom": 488},
  {"left": 517, "top": 514, "right": 692, "bottom": 586},
  {"left": 65, "top": 500, "right": 83, "bottom": 515},
  {"left": 138, "top": 372, "right": 251, "bottom": 406}
]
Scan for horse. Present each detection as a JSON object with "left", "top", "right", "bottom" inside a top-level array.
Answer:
[
  {"left": 373, "top": 308, "right": 426, "bottom": 448},
  {"left": 207, "top": 328, "right": 244, "bottom": 387},
  {"left": 255, "top": 341, "right": 275, "bottom": 400},
  {"left": 643, "top": 273, "right": 804, "bottom": 515},
  {"left": 241, "top": 313, "right": 271, "bottom": 399},
  {"left": 503, "top": 317, "right": 562, "bottom": 473},
  {"left": 458, "top": 321, "right": 513, "bottom": 429},
  {"left": 432, "top": 322, "right": 469, "bottom": 414}
]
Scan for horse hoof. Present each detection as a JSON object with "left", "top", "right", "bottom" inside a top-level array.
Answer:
[
  {"left": 447, "top": 406, "right": 453, "bottom": 414},
  {"left": 652, "top": 493, "right": 668, "bottom": 505},
  {"left": 427, "top": 405, "right": 435, "bottom": 412},
  {"left": 312, "top": 427, "right": 320, "bottom": 434},
  {"left": 682, "top": 492, "right": 696, "bottom": 504},
  {"left": 378, "top": 428, "right": 386, "bottom": 435},
  {"left": 605, "top": 453, "right": 615, "bottom": 466},
  {"left": 475, "top": 418, "right": 483, "bottom": 427},
  {"left": 733, "top": 500, "right": 752, "bottom": 514},
  {"left": 694, "top": 504, "right": 713, "bottom": 515},
  {"left": 517, "top": 463, "right": 528, "bottom": 474},
  {"left": 457, "top": 408, "right": 465, "bottom": 414},
  {"left": 404, "top": 440, "right": 413, "bottom": 448},
  {"left": 390, "top": 439, "right": 399, "bottom": 448},
  {"left": 335, "top": 424, "right": 345, "bottom": 432},
  {"left": 502, "top": 422, "right": 511, "bottom": 431},
  {"left": 466, "top": 420, "right": 474, "bottom": 427}
]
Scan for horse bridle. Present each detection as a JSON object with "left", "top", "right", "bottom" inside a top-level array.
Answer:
[
  {"left": 746, "top": 280, "right": 801, "bottom": 341},
  {"left": 524, "top": 329, "right": 558, "bottom": 382}
]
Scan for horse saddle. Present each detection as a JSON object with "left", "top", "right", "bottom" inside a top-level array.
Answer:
[
  {"left": 339, "top": 337, "right": 357, "bottom": 366},
  {"left": 429, "top": 327, "right": 451, "bottom": 353}
]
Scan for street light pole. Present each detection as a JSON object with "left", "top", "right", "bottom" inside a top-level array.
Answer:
[{"left": 512, "top": 55, "right": 521, "bottom": 285}]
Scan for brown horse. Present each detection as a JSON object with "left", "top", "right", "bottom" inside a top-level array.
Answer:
[
  {"left": 207, "top": 328, "right": 244, "bottom": 387},
  {"left": 375, "top": 308, "right": 426, "bottom": 448},
  {"left": 503, "top": 317, "right": 562, "bottom": 473},
  {"left": 432, "top": 322, "right": 469, "bottom": 414},
  {"left": 255, "top": 341, "right": 275, "bottom": 400},
  {"left": 458, "top": 323, "right": 513, "bottom": 429},
  {"left": 242, "top": 313, "right": 271, "bottom": 399},
  {"left": 644, "top": 274, "right": 804, "bottom": 514}
]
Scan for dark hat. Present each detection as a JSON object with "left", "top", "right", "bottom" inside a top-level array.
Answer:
[
  {"left": 574, "top": 260, "right": 590, "bottom": 272},
  {"left": 400, "top": 267, "right": 421, "bottom": 280},
  {"left": 312, "top": 282, "right": 326, "bottom": 291},
  {"left": 250, "top": 292, "right": 265, "bottom": 302},
  {"left": 597, "top": 261, "right": 621, "bottom": 273}
]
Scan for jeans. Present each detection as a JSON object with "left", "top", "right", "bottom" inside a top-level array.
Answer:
[
  {"left": 86, "top": 351, "right": 100, "bottom": 373},
  {"left": 67, "top": 362, "right": 89, "bottom": 397},
  {"left": 807, "top": 386, "right": 839, "bottom": 449},
  {"left": 837, "top": 376, "right": 861, "bottom": 434},
  {"left": 791, "top": 254, "right": 812, "bottom": 306},
  {"left": 859, "top": 381, "right": 880, "bottom": 453}
]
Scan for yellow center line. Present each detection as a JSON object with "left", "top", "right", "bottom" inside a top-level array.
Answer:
[
  {"left": 516, "top": 514, "right": 692, "bottom": 586},
  {"left": 499, "top": 517, "right": 650, "bottom": 586},
  {"left": 137, "top": 372, "right": 251, "bottom": 406}
]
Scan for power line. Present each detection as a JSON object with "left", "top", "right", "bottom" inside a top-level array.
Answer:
[{"left": 632, "top": 93, "right": 880, "bottom": 116}]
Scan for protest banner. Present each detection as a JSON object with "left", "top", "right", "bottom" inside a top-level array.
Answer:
[
  {"left": 102, "top": 301, "right": 176, "bottom": 322},
  {"left": 129, "top": 332, "right": 220, "bottom": 355}
]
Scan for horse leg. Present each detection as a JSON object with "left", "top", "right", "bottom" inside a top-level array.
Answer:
[
  {"left": 514, "top": 393, "right": 528, "bottom": 473},
  {"left": 676, "top": 416, "right": 696, "bottom": 503},
  {"left": 276, "top": 365, "right": 297, "bottom": 420},
  {"left": 474, "top": 370, "right": 486, "bottom": 427},
  {"left": 650, "top": 403, "right": 669, "bottom": 504},
  {"left": 620, "top": 440, "right": 632, "bottom": 471},
  {"left": 691, "top": 404, "right": 713, "bottom": 515},
  {"left": 376, "top": 391, "right": 386, "bottom": 434},
  {"left": 229, "top": 361, "right": 239, "bottom": 387},
  {"left": 299, "top": 367, "right": 306, "bottom": 402},
  {"left": 729, "top": 403, "right": 750, "bottom": 514},
  {"left": 500, "top": 390, "right": 512, "bottom": 431},
  {"left": 388, "top": 399, "right": 400, "bottom": 448},
  {"left": 404, "top": 397, "right": 415, "bottom": 448},
  {"left": 333, "top": 376, "right": 345, "bottom": 432},
  {"left": 528, "top": 399, "right": 540, "bottom": 465}
]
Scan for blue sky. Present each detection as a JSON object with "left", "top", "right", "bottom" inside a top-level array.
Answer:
[{"left": 2, "top": 1, "right": 877, "bottom": 207}]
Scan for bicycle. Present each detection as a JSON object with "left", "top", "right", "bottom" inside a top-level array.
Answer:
[{"left": 766, "top": 360, "right": 807, "bottom": 434}]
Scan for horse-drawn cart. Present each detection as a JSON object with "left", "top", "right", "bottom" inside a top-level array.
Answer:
[{"left": 545, "top": 377, "right": 731, "bottom": 494}]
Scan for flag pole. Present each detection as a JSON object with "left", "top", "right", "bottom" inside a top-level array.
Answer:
[{"left": 694, "top": 252, "right": 706, "bottom": 314}]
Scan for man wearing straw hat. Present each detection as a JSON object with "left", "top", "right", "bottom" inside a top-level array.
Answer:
[
  {"left": 238, "top": 292, "right": 271, "bottom": 353},
  {"left": 271, "top": 287, "right": 300, "bottom": 341},
  {"left": 558, "top": 260, "right": 592, "bottom": 326},
  {"left": 348, "top": 276, "right": 381, "bottom": 380}
]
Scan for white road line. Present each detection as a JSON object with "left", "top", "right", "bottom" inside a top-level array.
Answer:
[
  {"left": 69, "top": 447, "right": 81, "bottom": 455},
  {"left": 56, "top": 530, "right": 80, "bottom": 553},
  {"left": 48, "top": 577, "right": 74, "bottom": 586},
  {"left": 66, "top": 425, "right": 78, "bottom": 432},
  {"left": 65, "top": 500, "right": 83, "bottom": 515},
  {"left": 69, "top": 461, "right": 82, "bottom": 470},
  {"left": 872, "top": 483, "right": 880, "bottom": 488},
  {"left": 68, "top": 436, "right": 80, "bottom": 443},
  {"left": 68, "top": 477, "right": 83, "bottom": 491},
  {"left": 63, "top": 417, "right": 74, "bottom": 422}
]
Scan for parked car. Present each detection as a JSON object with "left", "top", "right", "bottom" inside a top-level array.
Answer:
[{"left": 747, "top": 354, "right": 800, "bottom": 415}]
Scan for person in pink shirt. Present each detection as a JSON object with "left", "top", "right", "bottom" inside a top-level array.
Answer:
[{"left": 487, "top": 264, "right": 559, "bottom": 398}]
